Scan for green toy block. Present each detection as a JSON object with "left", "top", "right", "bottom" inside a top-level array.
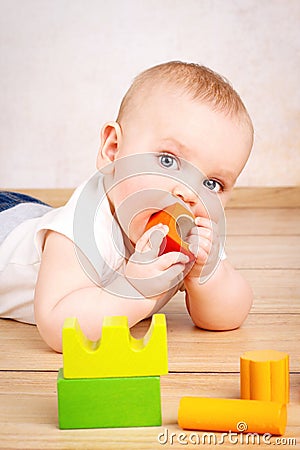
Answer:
[{"left": 57, "top": 369, "right": 162, "bottom": 429}]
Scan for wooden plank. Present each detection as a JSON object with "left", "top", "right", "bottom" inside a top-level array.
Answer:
[
  {"left": 1, "top": 314, "right": 299, "bottom": 373},
  {"left": 0, "top": 371, "right": 299, "bottom": 450},
  {"left": 161, "top": 270, "right": 300, "bottom": 315},
  {"left": 161, "top": 269, "right": 300, "bottom": 314},
  {"left": 4, "top": 187, "right": 300, "bottom": 208},
  {"left": 0, "top": 320, "right": 62, "bottom": 371},
  {"left": 2, "top": 370, "right": 299, "bottom": 404},
  {"left": 226, "top": 208, "right": 300, "bottom": 235},
  {"left": 242, "top": 269, "right": 300, "bottom": 313},
  {"left": 225, "top": 235, "right": 300, "bottom": 269},
  {"left": 165, "top": 314, "right": 300, "bottom": 373},
  {"left": 227, "top": 187, "right": 300, "bottom": 208}
]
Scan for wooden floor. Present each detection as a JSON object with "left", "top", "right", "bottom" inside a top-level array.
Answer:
[{"left": 0, "top": 188, "right": 299, "bottom": 449}]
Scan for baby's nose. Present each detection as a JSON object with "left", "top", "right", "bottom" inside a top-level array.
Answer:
[
  {"left": 172, "top": 184, "right": 211, "bottom": 219},
  {"left": 172, "top": 184, "right": 197, "bottom": 206}
]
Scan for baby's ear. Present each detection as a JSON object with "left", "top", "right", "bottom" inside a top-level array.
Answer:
[{"left": 96, "top": 122, "right": 122, "bottom": 169}]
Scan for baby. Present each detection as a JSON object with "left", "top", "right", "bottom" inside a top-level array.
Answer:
[{"left": 0, "top": 61, "right": 254, "bottom": 352}]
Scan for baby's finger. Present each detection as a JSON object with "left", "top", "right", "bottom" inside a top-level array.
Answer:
[
  {"left": 189, "top": 220, "right": 219, "bottom": 241},
  {"left": 188, "top": 236, "right": 212, "bottom": 257},
  {"left": 135, "top": 224, "right": 168, "bottom": 254},
  {"left": 164, "top": 262, "right": 186, "bottom": 281},
  {"left": 194, "top": 216, "right": 214, "bottom": 228},
  {"left": 157, "top": 251, "right": 190, "bottom": 270},
  {"left": 187, "top": 225, "right": 212, "bottom": 240},
  {"left": 188, "top": 233, "right": 211, "bottom": 247}
]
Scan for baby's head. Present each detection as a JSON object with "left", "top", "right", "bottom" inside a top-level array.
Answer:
[
  {"left": 116, "top": 61, "right": 253, "bottom": 133},
  {"left": 97, "top": 61, "right": 253, "bottom": 243}
]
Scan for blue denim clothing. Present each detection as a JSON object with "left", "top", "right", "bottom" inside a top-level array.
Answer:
[
  {"left": 0, "top": 191, "right": 49, "bottom": 212},
  {"left": 0, "top": 191, "right": 52, "bottom": 245}
]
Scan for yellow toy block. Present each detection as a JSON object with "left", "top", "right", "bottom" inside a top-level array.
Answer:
[
  {"left": 63, "top": 314, "right": 168, "bottom": 379},
  {"left": 240, "top": 350, "right": 289, "bottom": 404}
]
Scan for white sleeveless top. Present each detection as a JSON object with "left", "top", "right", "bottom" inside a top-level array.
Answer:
[{"left": 0, "top": 172, "right": 125, "bottom": 324}]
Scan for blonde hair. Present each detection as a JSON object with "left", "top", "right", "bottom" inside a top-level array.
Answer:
[{"left": 117, "top": 61, "right": 252, "bottom": 130}]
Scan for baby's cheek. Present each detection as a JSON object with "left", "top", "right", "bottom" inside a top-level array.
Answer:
[
  {"left": 193, "top": 203, "right": 211, "bottom": 220},
  {"left": 112, "top": 180, "right": 135, "bottom": 206}
]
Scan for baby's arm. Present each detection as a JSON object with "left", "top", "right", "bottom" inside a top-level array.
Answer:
[
  {"left": 35, "top": 225, "right": 186, "bottom": 352},
  {"left": 183, "top": 217, "right": 253, "bottom": 330},
  {"left": 184, "top": 259, "right": 253, "bottom": 330},
  {"left": 34, "top": 231, "right": 156, "bottom": 352}
]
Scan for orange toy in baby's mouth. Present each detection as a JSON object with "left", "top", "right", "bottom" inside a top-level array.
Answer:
[{"left": 144, "top": 202, "right": 195, "bottom": 257}]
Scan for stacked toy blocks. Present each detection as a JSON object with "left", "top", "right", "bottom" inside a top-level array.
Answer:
[{"left": 57, "top": 314, "right": 168, "bottom": 429}]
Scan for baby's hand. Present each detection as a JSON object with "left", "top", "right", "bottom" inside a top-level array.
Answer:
[
  {"left": 184, "top": 216, "right": 219, "bottom": 280},
  {"left": 125, "top": 224, "right": 189, "bottom": 299}
]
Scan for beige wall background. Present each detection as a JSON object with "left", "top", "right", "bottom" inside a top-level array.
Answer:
[{"left": 0, "top": 0, "right": 299, "bottom": 188}]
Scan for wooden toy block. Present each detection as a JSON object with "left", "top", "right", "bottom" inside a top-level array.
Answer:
[
  {"left": 63, "top": 313, "right": 168, "bottom": 379},
  {"left": 57, "top": 369, "right": 162, "bottom": 429},
  {"left": 240, "top": 350, "right": 289, "bottom": 404},
  {"left": 178, "top": 397, "right": 287, "bottom": 436},
  {"left": 145, "top": 202, "right": 195, "bottom": 257}
]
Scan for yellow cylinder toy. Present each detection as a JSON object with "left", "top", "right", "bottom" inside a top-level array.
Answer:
[
  {"left": 178, "top": 397, "right": 287, "bottom": 436},
  {"left": 240, "top": 350, "right": 289, "bottom": 404}
]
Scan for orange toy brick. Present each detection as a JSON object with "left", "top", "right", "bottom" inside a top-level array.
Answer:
[
  {"left": 178, "top": 397, "right": 287, "bottom": 436},
  {"left": 240, "top": 350, "right": 289, "bottom": 404},
  {"left": 145, "top": 203, "right": 195, "bottom": 257}
]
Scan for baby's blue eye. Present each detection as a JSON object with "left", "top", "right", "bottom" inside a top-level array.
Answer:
[
  {"left": 203, "top": 179, "right": 223, "bottom": 193},
  {"left": 158, "top": 153, "right": 179, "bottom": 169}
]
